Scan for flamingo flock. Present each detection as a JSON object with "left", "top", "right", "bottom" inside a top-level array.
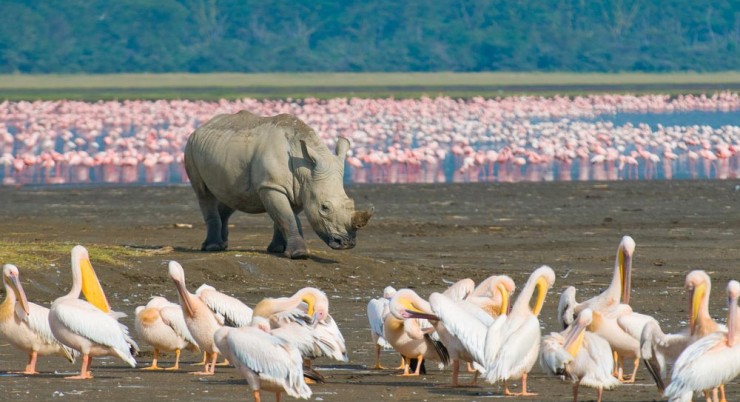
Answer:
[
  {"left": 1, "top": 93, "right": 739, "bottom": 186},
  {"left": 2, "top": 240, "right": 738, "bottom": 401}
]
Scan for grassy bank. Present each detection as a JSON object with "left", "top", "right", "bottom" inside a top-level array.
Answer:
[{"left": 1, "top": 72, "right": 739, "bottom": 100}]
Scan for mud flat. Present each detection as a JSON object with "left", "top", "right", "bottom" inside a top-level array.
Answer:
[{"left": 0, "top": 180, "right": 738, "bottom": 401}]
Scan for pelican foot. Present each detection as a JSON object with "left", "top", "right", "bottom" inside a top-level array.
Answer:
[
  {"left": 164, "top": 365, "right": 180, "bottom": 371},
  {"left": 141, "top": 365, "right": 164, "bottom": 371},
  {"left": 189, "top": 371, "right": 214, "bottom": 376},
  {"left": 65, "top": 373, "right": 93, "bottom": 380}
]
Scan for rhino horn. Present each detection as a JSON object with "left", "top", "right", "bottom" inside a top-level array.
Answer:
[
  {"left": 335, "top": 137, "right": 351, "bottom": 160},
  {"left": 352, "top": 206, "right": 374, "bottom": 229}
]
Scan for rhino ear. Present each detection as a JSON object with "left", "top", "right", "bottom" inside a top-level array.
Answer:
[
  {"left": 335, "top": 137, "right": 350, "bottom": 161},
  {"left": 300, "top": 140, "right": 317, "bottom": 167}
]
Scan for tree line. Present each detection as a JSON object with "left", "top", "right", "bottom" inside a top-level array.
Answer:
[{"left": 1, "top": 0, "right": 737, "bottom": 74}]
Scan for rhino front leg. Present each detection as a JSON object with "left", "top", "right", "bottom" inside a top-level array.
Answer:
[{"left": 260, "top": 189, "right": 308, "bottom": 259}]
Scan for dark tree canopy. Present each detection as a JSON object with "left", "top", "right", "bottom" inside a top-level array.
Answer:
[{"left": 1, "top": 0, "right": 738, "bottom": 73}]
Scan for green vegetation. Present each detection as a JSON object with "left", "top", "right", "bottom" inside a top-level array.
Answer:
[
  {"left": 0, "top": 1, "right": 737, "bottom": 75},
  {"left": 0, "top": 241, "right": 147, "bottom": 269},
  {"left": 2, "top": 72, "right": 739, "bottom": 100}
]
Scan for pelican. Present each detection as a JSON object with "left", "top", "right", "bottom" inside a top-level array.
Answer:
[
  {"left": 541, "top": 308, "right": 620, "bottom": 402},
  {"left": 192, "top": 284, "right": 253, "bottom": 366},
  {"left": 664, "top": 280, "right": 740, "bottom": 402},
  {"left": 442, "top": 278, "right": 475, "bottom": 301},
  {"left": 135, "top": 296, "right": 198, "bottom": 370},
  {"left": 48, "top": 245, "right": 138, "bottom": 379},
  {"left": 168, "top": 260, "right": 222, "bottom": 375},
  {"left": 254, "top": 287, "right": 347, "bottom": 367},
  {"left": 367, "top": 286, "right": 397, "bottom": 369},
  {"left": 195, "top": 284, "right": 253, "bottom": 327},
  {"left": 214, "top": 318, "right": 318, "bottom": 402},
  {"left": 558, "top": 235, "right": 635, "bottom": 327},
  {"left": 385, "top": 289, "right": 450, "bottom": 376},
  {"left": 468, "top": 274, "right": 515, "bottom": 317},
  {"left": 407, "top": 275, "right": 515, "bottom": 386},
  {"left": 487, "top": 265, "right": 556, "bottom": 395},
  {"left": 640, "top": 270, "right": 725, "bottom": 392},
  {"left": 0, "top": 264, "right": 77, "bottom": 374}
]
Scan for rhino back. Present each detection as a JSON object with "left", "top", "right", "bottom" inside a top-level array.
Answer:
[{"left": 186, "top": 111, "right": 313, "bottom": 212}]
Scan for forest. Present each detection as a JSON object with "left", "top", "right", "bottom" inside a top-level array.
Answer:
[{"left": 0, "top": 0, "right": 738, "bottom": 74}]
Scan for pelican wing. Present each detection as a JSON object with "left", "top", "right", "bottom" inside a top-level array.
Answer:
[
  {"left": 24, "top": 302, "right": 78, "bottom": 362},
  {"left": 367, "top": 298, "right": 387, "bottom": 337},
  {"left": 442, "top": 278, "right": 475, "bottom": 301},
  {"left": 198, "top": 289, "right": 253, "bottom": 327},
  {"left": 488, "top": 315, "right": 540, "bottom": 382},
  {"left": 539, "top": 332, "right": 571, "bottom": 376},
  {"left": 53, "top": 299, "right": 137, "bottom": 366},
  {"left": 639, "top": 320, "right": 693, "bottom": 392},
  {"left": 159, "top": 305, "right": 198, "bottom": 347},
  {"left": 225, "top": 327, "right": 311, "bottom": 399},
  {"left": 429, "top": 292, "right": 489, "bottom": 364},
  {"left": 616, "top": 310, "right": 657, "bottom": 340},
  {"left": 311, "top": 315, "right": 348, "bottom": 362},
  {"left": 581, "top": 333, "right": 621, "bottom": 389}
]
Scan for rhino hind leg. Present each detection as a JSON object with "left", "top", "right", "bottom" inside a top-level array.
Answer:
[
  {"left": 196, "top": 193, "right": 227, "bottom": 252},
  {"left": 217, "top": 202, "right": 236, "bottom": 249},
  {"left": 260, "top": 189, "right": 308, "bottom": 259}
]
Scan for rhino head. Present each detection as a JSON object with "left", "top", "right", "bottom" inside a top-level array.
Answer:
[{"left": 299, "top": 137, "right": 373, "bottom": 249}]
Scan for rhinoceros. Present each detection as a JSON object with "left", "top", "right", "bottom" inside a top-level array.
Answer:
[{"left": 184, "top": 111, "right": 373, "bottom": 259}]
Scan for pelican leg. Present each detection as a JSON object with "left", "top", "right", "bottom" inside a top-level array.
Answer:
[
  {"left": 399, "top": 357, "right": 411, "bottom": 376},
  {"left": 711, "top": 387, "right": 719, "bottom": 402},
  {"left": 466, "top": 362, "right": 476, "bottom": 373},
  {"left": 23, "top": 351, "right": 39, "bottom": 374},
  {"left": 719, "top": 384, "right": 727, "bottom": 402},
  {"left": 450, "top": 359, "right": 460, "bottom": 387},
  {"left": 275, "top": 391, "right": 281, "bottom": 402},
  {"left": 142, "top": 349, "right": 164, "bottom": 370},
  {"left": 703, "top": 390, "right": 712, "bottom": 402},
  {"left": 252, "top": 390, "right": 261, "bottom": 402},
  {"left": 396, "top": 355, "right": 406, "bottom": 369},
  {"left": 470, "top": 369, "right": 479, "bottom": 386},
  {"left": 372, "top": 345, "right": 386, "bottom": 369},
  {"left": 504, "top": 373, "right": 537, "bottom": 396},
  {"left": 216, "top": 358, "right": 230, "bottom": 366},
  {"left": 413, "top": 355, "right": 424, "bottom": 376},
  {"left": 596, "top": 385, "right": 603, "bottom": 402},
  {"left": 191, "top": 351, "right": 207, "bottom": 366},
  {"left": 190, "top": 352, "right": 217, "bottom": 375},
  {"left": 66, "top": 354, "right": 93, "bottom": 379},
  {"left": 165, "top": 349, "right": 182, "bottom": 370},
  {"left": 612, "top": 350, "right": 619, "bottom": 377},
  {"left": 622, "top": 357, "right": 639, "bottom": 384},
  {"left": 572, "top": 382, "right": 579, "bottom": 402}
]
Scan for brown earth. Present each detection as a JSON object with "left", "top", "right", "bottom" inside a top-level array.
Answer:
[{"left": 0, "top": 180, "right": 739, "bottom": 401}]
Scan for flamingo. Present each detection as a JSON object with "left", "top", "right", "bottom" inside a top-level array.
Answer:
[
  {"left": 664, "top": 280, "right": 740, "bottom": 402},
  {"left": 540, "top": 308, "right": 620, "bottom": 402},
  {"left": 487, "top": 265, "right": 556, "bottom": 395},
  {"left": 214, "top": 318, "right": 317, "bottom": 402},
  {"left": 48, "top": 245, "right": 138, "bottom": 379},
  {"left": 168, "top": 260, "right": 222, "bottom": 375},
  {"left": 0, "top": 264, "right": 77, "bottom": 374},
  {"left": 135, "top": 296, "right": 199, "bottom": 370}
]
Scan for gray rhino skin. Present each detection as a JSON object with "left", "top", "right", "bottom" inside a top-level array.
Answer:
[{"left": 184, "top": 111, "right": 373, "bottom": 259}]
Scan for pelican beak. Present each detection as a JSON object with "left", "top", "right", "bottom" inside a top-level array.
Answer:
[
  {"left": 728, "top": 288, "right": 738, "bottom": 347},
  {"left": 620, "top": 247, "right": 632, "bottom": 305},
  {"left": 496, "top": 283, "right": 510, "bottom": 316},
  {"left": 689, "top": 284, "right": 705, "bottom": 336},
  {"left": 79, "top": 255, "right": 110, "bottom": 313},
  {"left": 174, "top": 279, "right": 195, "bottom": 318},
  {"left": 532, "top": 277, "right": 549, "bottom": 316},
  {"left": 302, "top": 294, "right": 316, "bottom": 318},
  {"left": 400, "top": 299, "right": 437, "bottom": 320},
  {"left": 8, "top": 273, "right": 30, "bottom": 316},
  {"left": 563, "top": 319, "right": 587, "bottom": 358}
]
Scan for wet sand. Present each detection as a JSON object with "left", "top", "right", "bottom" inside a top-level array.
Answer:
[{"left": 0, "top": 180, "right": 739, "bottom": 401}]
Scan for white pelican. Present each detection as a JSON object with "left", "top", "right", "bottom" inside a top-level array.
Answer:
[
  {"left": 541, "top": 308, "right": 620, "bottom": 402},
  {"left": 135, "top": 296, "right": 198, "bottom": 370},
  {"left": 366, "top": 286, "right": 397, "bottom": 369},
  {"left": 254, "top": 287, "right": 347, "bottom": 371},
  {"left": 385, "top": 289, "right": 450, "bottom": 376},
  {"left": 442, "top": 278, "right": 475, "bottom": 301},
  {"left": 0, "top": 264, "right": 77, "bottom": 374},
  {"left": 468, "top": 274, "right": 515, "bottom": 317},
  {"left": 487, "top": 265, "right": 556, "bottom": 395},
  {"left": 558, "top": 235, "right": 635, "bottom": 327},
  {"left": 664, "top": 280, "right": 740, "bottom": 402},
  {"left": 640, "top": 270, "right": 724, "bottom": 392},
  {"left": 213, "top": 317, "right": 317, "bottom": 402},
  {"left": 168, "top": 260, "right": 222, "bottom": 375},
  {"left": 408, "top": 275, "right": 514, "bottom": 386},
  {"left": 195, "top": 284, "right": 253, "bottom": 327},
  {"left": 48, "top": 245, "right": 138, "bottom": 379}
]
